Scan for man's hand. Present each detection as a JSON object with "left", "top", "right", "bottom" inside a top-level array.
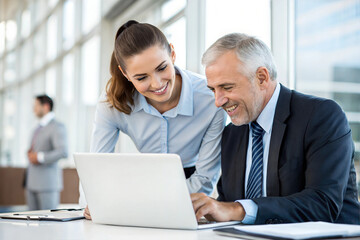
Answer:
[
  {"left": 84, "top": 205, "right": 92, "bottom": 220},
  {"left": 191, "top": 193, "right": 246, "bottom": 222},
  {"left": 27, "top": 150, "right": 40, "bottom": 165}
]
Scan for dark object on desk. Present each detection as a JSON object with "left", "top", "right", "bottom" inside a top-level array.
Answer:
[{"left": 50, "top": 208, "right": 84, "bottom": 212}]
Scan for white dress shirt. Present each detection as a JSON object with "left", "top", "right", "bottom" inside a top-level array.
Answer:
[
  {"left": 237, "top": 82, "right": 280, "bottom": 224},
  {"left": 36, "top": 112, "right": 55, "bottom": 163}
]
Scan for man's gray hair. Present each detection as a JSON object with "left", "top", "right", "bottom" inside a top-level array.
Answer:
[{"left": 202, "top": 33, "right": 277, "bottom": 80}]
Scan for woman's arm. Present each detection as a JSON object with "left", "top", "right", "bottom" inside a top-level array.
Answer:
[
  {"left": 186, "top": 108, "right": 227, "bottom": 195},
  {"left": 90, "top": 101, "right": 121, "bottom": 153}
]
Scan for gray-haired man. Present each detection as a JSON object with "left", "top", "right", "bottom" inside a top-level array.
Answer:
[{"left": 191, "top": 33, "right": 360, "bottom": 224}]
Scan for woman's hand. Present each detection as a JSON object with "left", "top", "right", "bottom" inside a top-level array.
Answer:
[{"left": 84, "top": 205, "right": 92, "bottom": 220}]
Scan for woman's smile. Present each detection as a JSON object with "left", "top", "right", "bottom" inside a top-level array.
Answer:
[{"left": 152, "top": 81, "right": 169, "bottom": 95}]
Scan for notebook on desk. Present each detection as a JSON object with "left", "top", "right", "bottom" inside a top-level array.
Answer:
[
  {"left": 74, "top": 153, "right": 241, "bottom": 230},
  {"left": 214, "top": 222, "right": 360, "bottom": 240},
  {"left": 0, "top": 209, "right": 85, "bottom": 222}
]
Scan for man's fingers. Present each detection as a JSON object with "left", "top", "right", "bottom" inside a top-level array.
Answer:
[
  {"left": 191, "top": 195, "right": 209, "bottom": 212},
  {"left": 84, "top": 212, "right": 91, "bottom": 220},
  {"left": 190, "top": 192, "right": 206, "bottom": 202},
  {"left": 195, "top": 204, "right": 213, "bottom": 221},
  {"left": 84, "top": 206, "right": 92, "bottom": 220}
]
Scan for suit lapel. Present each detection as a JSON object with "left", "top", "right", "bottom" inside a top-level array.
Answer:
[
  {"left": 266, "top": 85, "right": 291, "bottom": 196},
  {"left": 235, "top": 125, "right": 249, "bottom": 199}
]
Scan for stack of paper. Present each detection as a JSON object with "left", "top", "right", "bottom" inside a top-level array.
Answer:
[{"left": 214, "top": 221, "right": 360, "bottom": 240}]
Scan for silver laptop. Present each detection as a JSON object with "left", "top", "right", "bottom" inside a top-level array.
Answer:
[{"left": 74, "top": 153, "right": 241, "bottom": 230}]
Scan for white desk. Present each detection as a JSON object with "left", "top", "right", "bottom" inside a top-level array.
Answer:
[{"left": 0, "top": 213, "right": 236, "bottom": 240}]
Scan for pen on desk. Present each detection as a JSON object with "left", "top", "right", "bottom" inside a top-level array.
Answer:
[
  {"left": 13, "top": 213, "right": 48, "bottom": 216},
  {"left": 50, "top": 208, "right": 84, "bottom": 212}
]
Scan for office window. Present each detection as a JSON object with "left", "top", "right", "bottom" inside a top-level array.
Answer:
[
  {"left": 0, "top": 0, "right": 171, "bottom": 165},
  {"left": 4, "top": 52, "right": 16, "bottom": 83},
  {"left": 21, "top": 9, "right": 31, "bottom": 39},
  {"left": 48, "top": 0, "right": 59, "bottom": 9},
  {"left": 0, "top": 62, "right": 3, "bottom": 88},
  {"left": 294, "top": 0, "right": 360, "bottom": 193},
  {"left": 33, "top": 73, "right": 46, "bottom": 96},
  {"left": 82, "top": 0, "right": 100, "bottom": 34},
  {"left": 81, "top": 36, "right": 100, "bottom": 105},
  {"left": 5, "top": 20, "right": 17, "bottom": 50},
  {"left": 62, "top": 53, "right": 74, "bottom": 105},
  {"left": 33, "top": 26, "right": 46, "bottom": 70},
  {"left": 164, "top": 17, "right": 186, "bottom": 69},
  {"left": 33, "top": 0, "right": 47, "bottom": 26},
  {"left": 61, "top": 53, "right": 76, "bottom": 162},
  {"left": 161, "top": 0, "right": 186, "bottom": 22},
  {"left": 20, "top": 40, "right": 33, "bottom": 79},
  {"left": 0, "top": 21, "right": 5, "bottom": 54},
  {"left": 63, "top": 0, "right": 75, "bottom": 50},
  {"left": 46, "top": 66, "right": 57, "bottom": 98},
  {"left": 47, "top": 14, "right": 58, "bottom": 60},
  {"left": 2, "top": 91, "right": 17, "bottom": 165},
  {"left": 17, "top": 81, "right": 34, "bottom": 166},
  {"left": 160, "top": 0, "right": 187, "bottom": 70},
  {"left": 205, "top": 0, "right": 271, "bottom": 49}
]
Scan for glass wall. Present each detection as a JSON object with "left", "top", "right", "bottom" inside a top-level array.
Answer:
[
  {"left": 205, "top": 0, "right": 271, "bottom": 49},
  {"left": 0, "top": 0, "right": 273, "bottom": 162},
  {"left": 294, "top": 0, "right": 360, "bottom": 193},
  {"left": 3, "top": 0, "right": 356, "bottom": 196},
  {"left": 0, "top": 0, "right": 109, "bottom": 166},
  {"left": 162, "top": 0, "right": 187, "bottom": 69}
]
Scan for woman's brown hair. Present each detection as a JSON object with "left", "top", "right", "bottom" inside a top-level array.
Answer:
[{"left": 106, "top": 20, "right": 171, "bottom": 114}]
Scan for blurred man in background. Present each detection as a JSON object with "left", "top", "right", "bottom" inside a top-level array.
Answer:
[{"left": 25, "top": 95, "right": 68, "bottom": 210}]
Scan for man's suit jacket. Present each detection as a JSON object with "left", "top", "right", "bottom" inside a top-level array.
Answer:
[
  {"left": 26, "top": 119, "right": 68, "bottom": 192},
  {"left": 218, "top": 85, "right": 360, "bottom": 224}
]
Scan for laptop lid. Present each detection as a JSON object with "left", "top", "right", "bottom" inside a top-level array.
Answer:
[{"left": 74, "top": 153, "right": 199, "bottom": 229}]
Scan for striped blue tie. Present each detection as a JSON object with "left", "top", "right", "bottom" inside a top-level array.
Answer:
[{"left": 246, "top": 121, "right": 264, "bottom": 199}]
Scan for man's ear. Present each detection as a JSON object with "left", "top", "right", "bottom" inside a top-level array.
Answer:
[
  {"left": 43, "top": 103, "right": 51, "bottom": 113},
  {"left": 118, "top": 65, "right": 130, "bottom": 81},
  {"left": 256, "top": 67, "right": 270, "bottom": 87},
  {"left": 169, "top": 43, "right": 176, "bottom": 64}
]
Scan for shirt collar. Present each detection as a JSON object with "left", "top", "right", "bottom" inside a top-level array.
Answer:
[
  {"left": 254, "top": 82, "right": 280, "bottom": 134},
  {"left": 132, "top": 91, "right": 149, "bottom": 113},
  {"left": 39, "top": 112, "right": 55, "bottom": 127},
  {"left": 132, "top": 66, "right": 194, "bottom": 117}
]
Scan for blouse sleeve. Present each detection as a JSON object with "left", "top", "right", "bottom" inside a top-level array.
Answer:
[
  {"left": 90, "top": 100, "right": 121, "bottom": 153},
  {"left": 186, "top": 108, "right": 227, "bottom": 195}
]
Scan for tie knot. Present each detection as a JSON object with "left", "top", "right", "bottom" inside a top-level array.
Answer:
[{"left": 251, "top": 121, "right": 263, "bottom": 137}]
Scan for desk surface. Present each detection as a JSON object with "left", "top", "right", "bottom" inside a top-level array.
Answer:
[
  {"left": 0, "top": 212, "right": 235, "bottom": 240},
  {"left": 2, "top": 213, "right": 359, "bottom": 240}
]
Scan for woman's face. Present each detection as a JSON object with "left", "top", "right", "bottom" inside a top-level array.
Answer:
[{"left": 121, "top": 44, "right": 178, "bottom": 108}]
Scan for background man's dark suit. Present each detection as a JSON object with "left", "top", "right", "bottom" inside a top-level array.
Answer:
[{"left": 218, "top": 85, "right": 360, "bottom": 224}]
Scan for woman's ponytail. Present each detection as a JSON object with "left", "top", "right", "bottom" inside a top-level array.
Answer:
[{"left": 106, "top": 52, "right": 135, "bottom": 114}]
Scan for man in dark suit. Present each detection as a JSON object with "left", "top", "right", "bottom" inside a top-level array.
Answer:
[{"left": 191, "top": 33, "right": 360, "bottom": 224}]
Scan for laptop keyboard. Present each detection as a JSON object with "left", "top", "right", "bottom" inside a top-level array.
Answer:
[{"left": 198, "top": 218, "right": 217, "bottom": 225}]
